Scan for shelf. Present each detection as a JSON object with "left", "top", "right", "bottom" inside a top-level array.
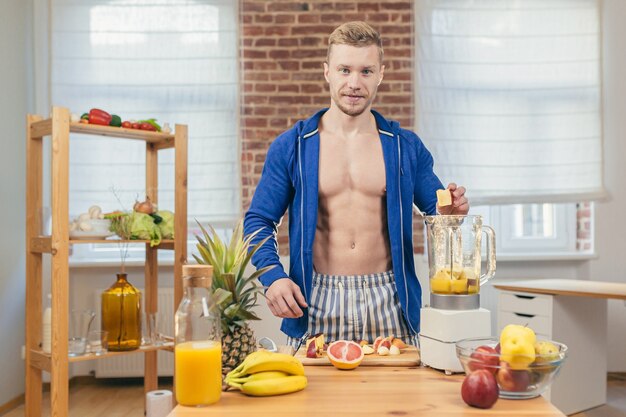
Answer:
[
  {"left": 29, "top": 119, "right": 176, "bottom": 147},
  {"left": 25, "top": 106, "right": 188, "bottom": 417},
  {"left": 29, "top": 342, "right": 174, "bottom": 372},
  {"left": 29, "top": 237, "right": 175, "bottom": 253}
]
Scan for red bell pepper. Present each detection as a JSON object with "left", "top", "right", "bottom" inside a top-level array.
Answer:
[{"left": 88, "top": 108, "right": 112, "bottom": 126}]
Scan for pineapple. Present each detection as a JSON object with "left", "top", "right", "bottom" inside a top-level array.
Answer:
[{"left": 193, "top": 220, "right": 274, "bottom": 378}]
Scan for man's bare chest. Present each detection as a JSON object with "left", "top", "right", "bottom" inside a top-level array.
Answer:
[{"left": 318, "top": 133, "right": 386, "bottom": 198}]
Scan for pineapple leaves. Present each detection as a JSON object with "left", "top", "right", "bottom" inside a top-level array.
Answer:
[
  {"left": 237, "top": 309, "right": 261, "bottom": 321},
  {"left": 193, "top": 219, "right": 274, "bottom": 329},
  {"left": 212, "top": 288, "right": 232, "bottom": 307},
  {"left": 222, "top": 273, "right": 237, "bottom": 301}
]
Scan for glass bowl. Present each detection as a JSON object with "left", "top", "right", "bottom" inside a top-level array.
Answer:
[{"left": 456, "top": 336, "right": 567, "bottom": 399}]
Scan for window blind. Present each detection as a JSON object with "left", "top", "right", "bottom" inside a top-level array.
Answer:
[
  {"left": 415, "top": 0, "right": 606, "bottom": 205},
  {"left": 51, "top": 0, "right": 239, "bottom": 225}
]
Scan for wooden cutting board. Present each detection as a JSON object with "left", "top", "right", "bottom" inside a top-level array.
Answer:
[{"left": 295, "top": 345, "right": 420, "bottom": 367}]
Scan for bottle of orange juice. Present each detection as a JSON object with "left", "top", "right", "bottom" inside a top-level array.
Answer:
[{"left": 175, "top": 265, "right": 222, "bottom": 406}]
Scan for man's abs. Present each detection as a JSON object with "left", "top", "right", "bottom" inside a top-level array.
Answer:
[{"left": 313, "top": 195, "right": 392, "bottom": 274}]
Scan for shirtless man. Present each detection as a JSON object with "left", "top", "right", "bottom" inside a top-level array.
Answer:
[{"left": 244, "top": 22, "right": 469, "bottom": 345}]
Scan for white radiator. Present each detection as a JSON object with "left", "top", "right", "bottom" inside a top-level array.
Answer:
[{"left": 94, "top": 287, "right": 175, "bottom": 378}]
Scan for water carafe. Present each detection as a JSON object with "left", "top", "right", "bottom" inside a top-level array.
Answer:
[{"left": 175, "top": 264, "right": 222, "bottom": 406}]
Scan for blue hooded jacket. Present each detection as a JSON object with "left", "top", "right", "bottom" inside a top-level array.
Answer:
[{"left": 243, "top": 109, "right": 444, "bottom": 338}]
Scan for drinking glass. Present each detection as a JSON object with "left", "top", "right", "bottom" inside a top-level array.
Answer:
[
  {"left": 143, "top": 312, "right": 162, "bottom": 346},
  {"left": 68, "top": 309, "right": 95, "bottom": 357},
  {"left": 87, "top": 330, "right": 109, "bottom": 355}
]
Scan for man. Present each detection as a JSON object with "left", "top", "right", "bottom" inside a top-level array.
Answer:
[{"left": 244, "top": 22, "right": 469, "bottom": 347}]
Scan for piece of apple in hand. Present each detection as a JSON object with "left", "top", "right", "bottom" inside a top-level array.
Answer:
[{"left": 305, "top": 333, "right": 325, "bottom": 358}]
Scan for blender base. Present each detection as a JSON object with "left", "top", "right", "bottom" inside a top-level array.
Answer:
[{"left": 418, "top": 306, "right": 491, "bottom": 374}]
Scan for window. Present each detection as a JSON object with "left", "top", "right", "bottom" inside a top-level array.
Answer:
[
  {"left": 472, "top": 203, "right": 581, "bottom": 258},
  {"left": 46, "top": 0, "right": 239, "bottom": 262},
  {"left": 415, "top": 0, "right": 601, "bottom": 256}
]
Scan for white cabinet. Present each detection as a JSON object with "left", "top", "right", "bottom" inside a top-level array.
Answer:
[{"left": 497, "top": 290, "right": 607, "bottom": 415}]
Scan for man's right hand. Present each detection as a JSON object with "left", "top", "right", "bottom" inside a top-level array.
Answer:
[{"left": 265, "top": 278, "right": 308, "bottom": 319}]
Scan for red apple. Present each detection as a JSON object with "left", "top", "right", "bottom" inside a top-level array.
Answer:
[
  {"left": 496, "top": 361, "right": 531, "bottom": 392},
  {"left": 495, "top": 343, "right": 501, "bottom": 354},
  {"left": 305, "top": 333, "right": 325, "bottom": 358},
  {"left": 461, "top": 369, "right": 499, "bottom": 409},
  {"left": 306, "top": 340, "right": 318, "bottom": 358},
  {"left": 469, "top": 345, "right": 499, "bottom": 374}
]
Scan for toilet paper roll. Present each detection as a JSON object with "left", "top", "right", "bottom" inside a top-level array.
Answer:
[{"left": 146, "top": 390, "right": 173, "bottom": 417}]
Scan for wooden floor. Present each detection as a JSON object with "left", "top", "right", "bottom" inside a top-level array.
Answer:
[
  {"left": 572, "top": 374, "right": 626, "bottom": 417},
  {"left": 4, "top": 378, "right": 173, "bottom": 417},
  {"left": 4, "top": 374, "right": 625, "bottom": 416}
]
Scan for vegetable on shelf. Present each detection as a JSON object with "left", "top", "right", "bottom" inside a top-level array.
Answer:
[
  {"left": 76, "top": 109, "right": 164, "bottom": 132},
  {"left": 109, "top": 114, "right": 122, "bottom": 127},
  {"left": 88, "top": 108, "right": 112, "bottom": 126},
  {"left": 137, "top": 119, "right": 162, "bottom": 132},
  {"left": 134, "top": 197, "right": 155, "bottom": 214}
]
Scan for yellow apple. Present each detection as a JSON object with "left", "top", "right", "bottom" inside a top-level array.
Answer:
[
  {"left": 534, "top": 341, "right": 560, "bottom": 363},
  {"left": 500, "top": 324, "right": 536, "bottom": 347},
  {"left": 500, "top": 336, "right": 536, "bottom": 370}
]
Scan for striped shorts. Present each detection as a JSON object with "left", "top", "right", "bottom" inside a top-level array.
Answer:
[{"left": 287, "top": 270, "right": 419, "bottom": 347}]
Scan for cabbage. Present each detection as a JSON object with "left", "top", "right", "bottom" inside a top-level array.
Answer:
[
  {"left": 129, "top": 212, "right": 162, "bottom": 246},
  {"left": 156, "top": 210, "right": 174, "bottom": 239}
]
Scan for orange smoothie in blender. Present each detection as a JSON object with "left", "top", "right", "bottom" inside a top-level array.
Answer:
[{"left": 175, "top": 341, "right": 222, "bottom": 406}]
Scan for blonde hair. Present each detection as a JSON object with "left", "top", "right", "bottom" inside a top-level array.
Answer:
[{"left": 327, "top": 21, "right": 383, "bottom": 63}]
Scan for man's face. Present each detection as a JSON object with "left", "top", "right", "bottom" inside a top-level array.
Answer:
[{"left": 324, "top": 44, "right": 384, "bottom": 117}]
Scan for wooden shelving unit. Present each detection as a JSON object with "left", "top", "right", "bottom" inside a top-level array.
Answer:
[{"left": 25, "top": 106, "right": 188, "bottom": 417}]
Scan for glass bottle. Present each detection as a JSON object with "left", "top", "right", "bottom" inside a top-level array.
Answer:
[
  {"left": 101, "top": 272, "right": 142, "bottom": 351},
  {"left": 175, "top": 265, "right": 222, "bottom": 406}
]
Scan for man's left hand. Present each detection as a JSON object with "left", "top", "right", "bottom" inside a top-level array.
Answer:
[{"left": 437, "top": 183, "right": 469, "bottom": 215}]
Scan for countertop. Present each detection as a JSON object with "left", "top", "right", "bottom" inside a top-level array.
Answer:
[
  {"left": 493, "top": 278, "right": 626, "bottom": 300},
  {"left": 167, "top": 366, "right": 565, "bottom": 417}
]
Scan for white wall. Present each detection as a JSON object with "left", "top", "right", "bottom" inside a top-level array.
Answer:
[
  {"left": 0, "top": 0, "right": 31, "bottom": 405},
  {"left": 589, "top": 0, "right": 626, "bottom": 372}
]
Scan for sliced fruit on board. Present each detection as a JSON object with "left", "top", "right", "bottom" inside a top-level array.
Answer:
[{"left": 327, "top": 340, "right": 364, "bottom": 370}]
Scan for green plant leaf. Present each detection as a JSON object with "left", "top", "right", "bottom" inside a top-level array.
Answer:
[
  {"left": 224, "top": 304, "right": 239, "bottom": 319},
  {"left": 236, "top": 234, "right": 272, "bottom": 283},
  {"left": 222, "top": 273, "right": 237, "bottom": 301},
  {"left": 236, "top": 264, "right": 275, "bottom": 294},
  {"left": 235, "top": 309, "right": 261, "bottom": 321},
  {"left": 212, "top": 288, "right": 232, "bottom": 307}
]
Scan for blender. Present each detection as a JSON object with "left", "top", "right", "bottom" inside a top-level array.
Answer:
[{"left": 418, "top": 215, "right": 496, "bottom": 374}]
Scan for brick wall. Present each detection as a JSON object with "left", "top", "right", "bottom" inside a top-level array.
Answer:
[
  {"left": 576, "top": 202, "right": 593, "bottom": 252},
  {"left": 239, "top": 0, "right": 423, "bottom": 255}
]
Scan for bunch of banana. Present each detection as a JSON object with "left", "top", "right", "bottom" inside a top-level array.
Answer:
[{"left": 224, "top": 350, "right": 307, "bottom": 396}]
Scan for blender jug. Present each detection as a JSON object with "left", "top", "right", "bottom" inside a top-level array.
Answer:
[{"left": 424, "top": 215, "right": 496, "bottom": 308}]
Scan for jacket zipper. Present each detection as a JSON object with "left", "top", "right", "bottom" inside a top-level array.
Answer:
[
  {"left": 298, "top": 135, "right": 308, "bottom": 302},
  {"left": 397, "top": 134, "right": 417, "bottom": 334}
]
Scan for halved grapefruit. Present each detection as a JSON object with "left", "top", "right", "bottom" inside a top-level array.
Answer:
[{"left": 327, "top": 340, "right": 364, "bottom": 370}]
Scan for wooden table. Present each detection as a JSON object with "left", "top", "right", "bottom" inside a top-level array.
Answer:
[
  {"left": 494, "top": 278, "right": 626, "bottom": 414},
  {"left": 494, "top": 278, "right": 626, "bottom": 300},
  {"left": 167, "top": 366, "right": 565, "bottom": 416}
]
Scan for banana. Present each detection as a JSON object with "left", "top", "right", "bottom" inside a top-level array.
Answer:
[
  {"left": 240, "top": 375, "right": 308, "bottom": 397},
  {"left": 240, "top": 352, "right": 305, "bottom": 376},
  {"left": 228, "top": 370, "right": 290, "bottom": 386},
  {"left": 226, "top": 350, "right": 274, "bottom": 380}
]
